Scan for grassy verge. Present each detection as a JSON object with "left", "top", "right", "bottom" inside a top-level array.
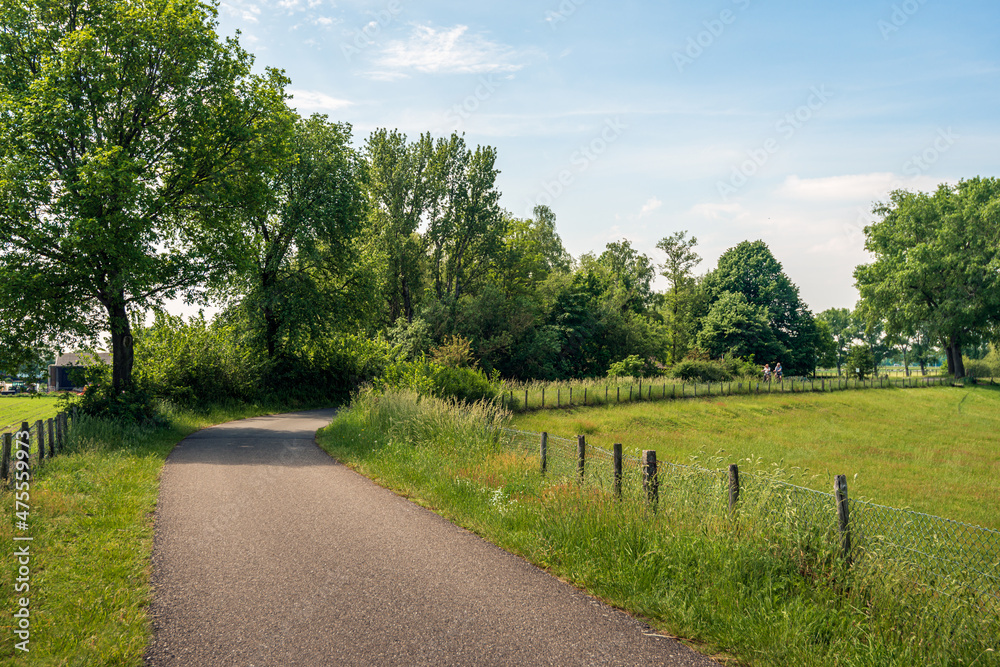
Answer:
[
  {"left": 317, "top": 389, "right": 998, "bottom": 667},
  {"left": 0, "top": 400, "right": 318, "bottom": 666},
  {"left": 511, "top": 384, "right": 1000, "bottom": 529}
]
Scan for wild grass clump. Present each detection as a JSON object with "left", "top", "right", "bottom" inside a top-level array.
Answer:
[{"left": 318, "top": 392, "right": 1000, "bottom": 667}]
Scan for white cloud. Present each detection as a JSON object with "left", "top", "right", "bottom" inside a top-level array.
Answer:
[
  {"left": 220, "top": 1, "right": 261, "bottom": 23},
  {"left": 776, "top": 173, "right": 945, "bottom": 203},
  {"left": 638, "top": 197, "right": 662, "bottom": 218},
  {"left": 690, "top": 202, "right": 748, "bottom": 220},
  {"left": 362, "top": 70, "right": 410, "bottom": 82},
  {"left": 375, "top": 24, "right": 529, "bottom": 75},
  {"left": 287, "top": 89, "right": 354, "bottom": 112}
]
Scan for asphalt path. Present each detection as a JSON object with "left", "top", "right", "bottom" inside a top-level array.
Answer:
[{"left": 145, "top": 409, "right": 719, "bottom": 666}]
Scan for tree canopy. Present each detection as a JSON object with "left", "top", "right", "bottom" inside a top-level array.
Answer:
[
  {"left": 854, "top": 178, "right": 1000, "bottom": 378},
  {"left": 0, "top": 0, "right": 289, "bottom": 392},
  {"left": 702, "top": 240, "right": 818, "bottom": 374}
]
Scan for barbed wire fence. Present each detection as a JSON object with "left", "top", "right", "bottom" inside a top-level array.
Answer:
[{"left": 501, "top": 427, "right": 1000, "bottom": 648}]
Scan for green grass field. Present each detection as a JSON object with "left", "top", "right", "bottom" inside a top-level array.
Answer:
[
  {"left": 0, "top": 395, "right": 64, "bottom": 434},
  {"left": 511, "top": 384, "right": 1000, "bottom": 530}
]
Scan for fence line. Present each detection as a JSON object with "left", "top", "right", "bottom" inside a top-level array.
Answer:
[
  {"left": 1, "top": 407, "right": 78, "bottom": 488},
  {"left": 500, "top": 427, "right": 1000, "bottom": 639},
  {"left": 501, "top": 374, "right": 960, "bottom": 412}
]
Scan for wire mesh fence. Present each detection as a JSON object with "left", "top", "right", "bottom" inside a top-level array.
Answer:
[{"left": 501, "top": 427, "right": 1000, "bottom": 642}]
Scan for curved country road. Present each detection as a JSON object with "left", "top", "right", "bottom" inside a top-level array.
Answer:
[{"left": 144, "top": 409, "right": 718, "bottom": 666}]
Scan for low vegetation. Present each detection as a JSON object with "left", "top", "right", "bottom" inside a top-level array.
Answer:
[{"left": 317, "top": 389, "right": 998, "bottom": 667}]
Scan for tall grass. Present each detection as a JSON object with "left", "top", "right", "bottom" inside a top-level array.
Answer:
[{"left": 318, "top": 390, "right": 999, "bottom": 667}]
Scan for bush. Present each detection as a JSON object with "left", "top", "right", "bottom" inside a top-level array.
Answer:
[
  {"left": 77, "top": 385, "right": 162, "bottom": 425},
  {"left": 672, "top": 359, "right": 732, "bottom": 382},
  {"left": 375, "top": 359, "right": 498, "bottom": 404},
  {"left": 963, "top": 358, "right": 997, "bottom": 379},
  {"left": 846, "top": 345, "right": 876, "bottom": 380},
  {"left": 607, "top": 354, "right": 658, "bottom": 378}
]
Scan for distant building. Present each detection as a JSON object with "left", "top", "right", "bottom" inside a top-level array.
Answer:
[{"left": 48, "top": 352, "right": 112, "bottom": 392}]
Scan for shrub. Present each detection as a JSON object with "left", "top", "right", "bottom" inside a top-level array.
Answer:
[
  {"left": 963, "top": 358, "right": 996, "bottom": 379},
  {"left": 672, "top": 359, "right": 732, "bottom": 382},
  {"left": 846, "top": 344, "right": 876, "bottom": 379},
  {"left": 375, "top": 359, "right": 498, "bottom": 404},
  {"left": 607, "top": 354, "right": 658, "bottom": 378}
]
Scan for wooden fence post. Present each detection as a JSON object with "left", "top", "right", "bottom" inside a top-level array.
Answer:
[
  {"left": 35, "top": 420, "right": 44, "bottom": 464},
  {"left": 728, "top": 464, "right": 740, "bottom": 512},
  {"left": 1, "top": 432, "right": 11, "bottom": 486},
  {"left": 642, "top": 450, "right": 658, "bottom": 509},
  {"left": 617, "top": 386, "right": 620, "bottom": 403},
  {"left": 569, "top": 387, "right": 573, "bottom": 406},
  {"left": 835, "top": 474, "right": 851, "bottom": 562},
  {"left": 557, "top": 388, "right": 560, "bottom": 408},
  {"left": 540, "top": 432, "right": 548, "bottom": 476},
  {"left": 47, "top": 419, "right": 55, "bottom": 457},
  {"left": 524, "top": 390, "right": 528, "bottom": 410},
  {"left": 613, "top": 443, "right": 623, "bottom": 499},
  {"left": 542, "top": 388, "right": 545, "bottom": 408},
  {"left": 577, "top": 435, "right": 586, "bottom": 483},
  {"left": 629, "top": 385, "right": 633, "bottom": 402}
]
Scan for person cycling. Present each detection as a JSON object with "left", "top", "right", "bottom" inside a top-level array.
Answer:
[
  {"left": 775, "top": 362, "right": 783, "bottom": 381},
  {"left": 763, "top": 363, "right": 770, "bottom": 381}
]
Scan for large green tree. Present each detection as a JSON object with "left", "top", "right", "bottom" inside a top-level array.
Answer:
[
  {"left": 425, "top": 133, "right": 504, "bottom": 302},
  {"left": 702, "top": 240, "right": 818, "bottom": 374},
  {"left": 854, "top": 178, "right": 1000, "bottom": 379},
  {"left": 209, "top": 114, "right": 368, "bottom": 361},
  {"left": 492, "top": 205, "right": 571, "bottom": 301},
  {"left": 0, "top": 0, "right": 288, "bottom": 393},
  {"left": 364, "top": 129, "right": 433, "bottom": 324},
  {"left": 697, "top": 291, "right": 784, "bottom": 363}
]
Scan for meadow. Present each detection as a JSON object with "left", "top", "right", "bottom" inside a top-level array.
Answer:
[
  {"left": 511, "top": 383, "right": 1000, "bottom": 530},
  {"left": 0, "top": 394, "right": 63, "bottom": 434}
]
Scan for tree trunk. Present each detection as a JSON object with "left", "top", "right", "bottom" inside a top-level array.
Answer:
[
  {"left": 264, "top": 305, "right": 279, "bottom": 359},
  {"left": 108, "top": 298, "right": 134, "bottom": 394},
  {"left": 951, "top": 341, "right": 965, "bottom": 379},
  {"left": 945, "top": 343, "right": 955, "bottom": 376},
  {"left": 261, "top": 270, "right": 279, "bottom": 359}
]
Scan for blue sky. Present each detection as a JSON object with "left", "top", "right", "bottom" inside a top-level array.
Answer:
[{"left": 211, "top": 0, "right": 1000, "bottom": 313}]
